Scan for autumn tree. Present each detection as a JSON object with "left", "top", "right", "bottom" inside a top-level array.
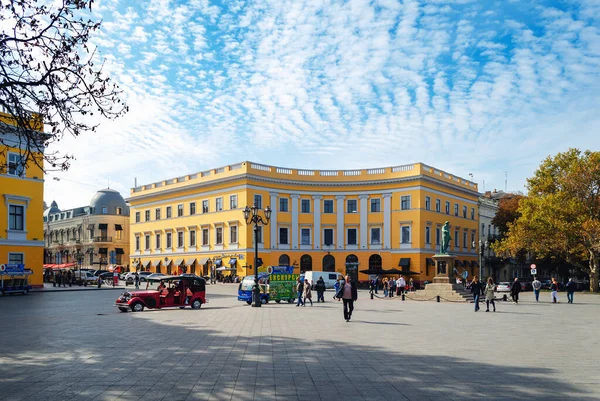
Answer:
[
  {"left": 495, "top": 149, "right": 600, "bottom": 292},
  {"left": 491, "top": 194, "right": 525, "bottom": 238},
  {"left": 0, "top": 0, "right": 127, "bottom": 172}
]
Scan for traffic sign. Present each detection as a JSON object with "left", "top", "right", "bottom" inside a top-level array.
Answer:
[
  {"left": 530, "top": 264, "right": 536, "bottom": 269},
  {"left": 531, "top": 268, "right": 537, "bottom": 275}
]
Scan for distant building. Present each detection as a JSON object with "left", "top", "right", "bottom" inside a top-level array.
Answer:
[
  {"left": 0, "top": 110, "right": 45, "bottom": 287},
  {"left": 44, "top": 189, "right": 131, "bottom": 271}
]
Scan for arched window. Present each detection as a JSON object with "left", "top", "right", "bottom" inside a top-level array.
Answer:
[
  {"left": 300, "top": 254, "right": 312, "bottom": 272},
  {"left": 346, "top": 254, "right": 358, "bottom": 264},
  {"left": 369, "top": 254, "right": 382, "bottom": 270},
  {"left": 323, "top": 255, "right": 335, "bottom": 272},
  {"left": 279, "top": 254, "right": 290, "bottom": 266}
]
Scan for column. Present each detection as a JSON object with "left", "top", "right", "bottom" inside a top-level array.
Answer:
[
  {"left": 383, "top": 193, "right": 392, "bottom": 249},
  {"left": 313, "top": 195, "right": 322, "bottom": 249},
  {"left": 335, "top": 195, "right": 345, "bottom": 249},
  {"left": 270, "top": 192, "right": 278, "bottom": 249},
  {"left": 358, "top": 195, "right": 369, "bottom": 249},
  {"left": 291, "top": 194, "right": 300, "bottom": 249}
]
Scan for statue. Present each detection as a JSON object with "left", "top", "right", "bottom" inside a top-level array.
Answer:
[{"left": 440, "top": 221, "right": 452, "bottom": 254}]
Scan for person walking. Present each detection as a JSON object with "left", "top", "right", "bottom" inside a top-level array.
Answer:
[
  {"left": 134, "top": 272, "right": 140, "bottom": 289},
  {"left": 397, "top": 275, "right": 406, "bottom": 296},
  {"left": 66, "top": 270, "right": 72, "bottom": 287},
  {"left": 409, "top": 278, "right": 414, "bottom": 292},
  {"left": 470, "top": 276, "right": 483, "bottom": 312},
  {"left": 382, "top": 278, "right": 388, "bottom": 297},
  {"left": 303, "top": 279, "right": 313, "bottom": 306},
  {"left": 532, "top": 277, "right": 542, "bottom": 302},
  {"left": 389, "top": 277, "right": 396, "bottom": 298},
  {"left": 315, "top": 276, "right": 326, "bottom": 303},
  {"left": 484, "top": 277, "right": 496, "bottom": 312},
  {"left": 550, "top": 278, "right": 560, "bottom": 303},
  {"left": 373, "top": 277, "right": 378, "bottom": 294},
  {"left": 565, "top": 278, "right": 575, "bottom": 304},
  {"left": 296, "top": 277, "right": 305, "bottom": 307},
  {"left": 336, "top": 275, "right": 358, "bottom": 322},
  {"left": 510, "top": 277, "right": 521, "bottom": 304}
]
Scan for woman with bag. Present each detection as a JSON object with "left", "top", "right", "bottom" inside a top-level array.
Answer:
[
  {"left": 336, "top": 275, "right": 357, "bottom": 322},
  {"left": 484, "top": 277, "right": 496, "bottom": 312},
  {"left": 303, "top": 279, "right": 313, "bottom": 306}
]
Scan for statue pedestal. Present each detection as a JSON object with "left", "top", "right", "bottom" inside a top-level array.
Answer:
[
  {"left": 412, "top": 254, "right": 473, "bottom": 302},
  {"left": 433, "top": 254, "right": 456, "bottom": 282}
]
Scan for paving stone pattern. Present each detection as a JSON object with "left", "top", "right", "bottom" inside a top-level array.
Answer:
[{"left": 0, "top": 286, "right": 599, "bottom": 401}]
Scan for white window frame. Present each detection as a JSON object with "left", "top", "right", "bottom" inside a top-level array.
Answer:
[
  {"left": 279, "top": 226, "right": 289, "bottom": 245},
  {"left": 301, "top": 198, "right": 311, "bottom": 213},
  {"left": 230, "top": 195, "right": 238, "bottom": 210},
  {"left": 7, "top": 153, "right": 25, "bottom": 177},
  {"left": 201, "top": 227, "right": 209, "bottom": 247},
  {"left": 347, "top": 199, "right": 357, "bottom": 213},
  {"left": 370, "top": 227, "right": 382, "bottom": 247},
  {"left": 400, "top": 225, "right": 411, "bottom": 246},
  {"left": 155, "top": 233, "right": 161, "bottom": 250},
  {"left": 254, "top": 194, "right": 262, "bottom": 209},
  {"left": 215, "top": 226, "right": 224, "bottom": 245},
  {"left": 323, "top": 199, "right": 334, "bottom": 214},
  {"left": 135, "top": 236, "right": 140, "bottom": 251},
  {"left": 177, "top": 204, "right": 184, "bottom": 217},
  {"left": 425, "top": 196, "right": 431, "bottom": 211},
  {"left": 155, "top": 208, "right": 161, "bottom": 220},
  {"left": 8, "top": 252, "right": 24, "bottom": 265},
  {"left": 279, "top": 197, "right": 289, "bottom": 212},
  {"left": 436, "top": 199, "right": 441, "bottom": 212},
  {"left": 425, "top": 226, "right": 431, "bottom": 244},
  {"left": 190, "top": 202, "right": 196, "bottom": 215},
  {"left": 8, "top": 203, "right": 25, "bottom": 232},
  {"left": 216, "top": 197, "right": 223, "bottom": 212},
  {"left": 144, "top": 234, "right": 150, "bottom": 250},
  {"left": 101, "top": 206, "right": 108, "bottom": 214},
  {"left": 323, "top": 227, "right": 334, "bottom": 247},
  {"left": 189, "top": 229, "right": 196, "bottom": 247},
  {"left": 370, "top": 198, "right": 381, "bottom": 213},
  {"left": 300, "top": 227, "right": 311, "bottom": 247},
  {"left": 229, "top": 225, "right": 238, "bottom": 244},
  {"left": 166, "top": 206, "right": 172, "bottom": 218},
  {"left": 202, "top": 200, "right": 209, "bottom": 213},
  {"left": 177, "top": 230, "right": 184, "bottom": 249},
  {"left": 346, "top": 227, "right": 358, "bottom": 246},
  {"left": 144, "top": 210, "right": 150, "bottom": 221},
  {"left": 401, "top": 195, "right": 411, "bottom": 210}
]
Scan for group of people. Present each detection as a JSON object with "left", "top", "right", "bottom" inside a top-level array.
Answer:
[
  {"left": 295, "top": 276, "right": 327, "bottom": 306},
  {"left": 295, "top": 275, "right": 358, "bottom": 322},
  {"left": 49, "top": 269, "right": 73, "bottom": 287},
  {"left": 369, "top": 276, "right": 413, "bottom": 297}
]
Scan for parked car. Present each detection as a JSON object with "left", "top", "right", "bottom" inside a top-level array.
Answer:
[
  {"left": 147, "top": 273, "right": 166, "bottom": 281},
  {"left": 73, "top": 270, "right": 97, "bottom": 285},
  {"left": 304, "top": 271, "right": 344, "bottom": 289},
  {"left": 496, "top": 282, "right": 511, "bottom": 292},
  {"left": 92, "top": 269, "right": 110, "bottom": 277},
  {"left": 138, "top": 272, "right": 153, "bottom": 282}
]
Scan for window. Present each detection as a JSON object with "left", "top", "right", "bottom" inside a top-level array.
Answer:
[
  {"left": 8, "top": 205, "right": 24, "bottom": 230},
  {"left": 279, "top": 198, "right": 288, "bottom": 212},
  {"left": 202, "top": 200, "right": 209, "bottom": 213},
  {"left": 155, "top": 208, "right": 161, "bottom": 220},
  {"left": 471, "top": 208, "right": 475, "bottom": 220},
  {"left": 216, "top": 227, "right": 223, "bottom": 244},
  {"left": 116, "top": 207, "right": 122, "bottom": 215},
  {"left": 216, "top": 197, "right": 223, "bottom": 211},
  {"left": 463, "top": 231, "right": 467, "bottom": 248},
  {"left": 8, "top": 253, "right": 23, "bottom": 264},
  {"left": 145, "top": 235, "right": 150, "bottom": 250},
  {"left": 279, "top": 227, "right": 289, "bottom": 245},
  {"left": 436, "top": 227, "right": 440, "bottom": 244},
  {"left": 145, "top": 210, "right": 150, "bottom": 221},
  {"left": 401, "top": 226, "right": 411, "bottom": 244},
  {"left": 156, "top": 234, "right": 161, "bottom": 249},
  {"left": 254, "top": 194, "right": 262, "bottom": 209},
  {"left": 425, "top": 196, "right": 431, "bottom": 211},
  {"left": 230, "top": 226, "right": 237, "bottom": 243},
  {"left": 463, "top": 206, "right": 467, "bottom": 218},
  {"left": 454, "top": 230, "right": 459, "bottom": 247},
  {"left": 347, "top": 199, "right": 357, "bottom": 213},
  {"left": 135, "top": 212, "right": 140, "bottom": 223},
  {"left": 454, "top": 204, "right": 459, "bottom": 216},
  {"left": 190, "top": 202, "right": 196, "bottom": 215},
  {"left": 202, "top": 229, "right": 209, "bottom": 245},
  {"left": 177, "top": 231, "right": 184, "bottom": 248},
  {"left": 481, "top": 223, "right": 485, "bottom": 237},
  {"left": 177, "top": 204, "right": 184, "bottom": 217},
  {"left": 135, "top": 236, "right": 140, "bottom": 251},
  {"left": 436, "top": 199, "right": 441, "bottom": 212},
  {"left": 324, "top": 228, "right": 334, "bottom": 246},
  {"left": 230, "top": 195, "right": 237, "bottom": 209},
  {"left": 401, "top": 196, "right": 411, "bottom": 210},
  {"left": 101, "top": 206, "right": 108, "bottom": 214},
  {"left": 115, "top": 230, "right": 122, "bottom": 240},
  {"left": 323, "top": 200, "right": 334, "bottom": 213},
  {"left": 190, "top": 230, "right": 196, "bottom": 247},
  {"left": 301, "top": 199, "right": 310, "bottom": 213},
  {"left": 7, "top": 153, "right": 24, "bottom": 176},
  {"left": 166, "top": 233, "right": 172, "bottom": 248},
  {"left": 301, "top": 228, "right": 311, "bottom": 245},
  {"left": 425, "top": 226, "right": 431, "bottom": 244},
  {"left": 370, "top": 198, "right": 381, "bottom": 212},
  {"left": 370, "top": 228, "right": 381, "bottom": 245},
  {"left": 471, "top": 232, "right": 475, "bottom": 248},
  {"left": 445, "top": 201, "right": 450, "bottom": 214},
  {"left": 166, "top": 206, "right": 172, "bottom": 218},
  {"left": 347, "top": 228, "right": 357, "bottom": 245}
]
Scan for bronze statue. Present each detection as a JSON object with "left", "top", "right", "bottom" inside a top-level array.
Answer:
[{"left": 441, "top": 221, "right": 452, "bottom": 254}]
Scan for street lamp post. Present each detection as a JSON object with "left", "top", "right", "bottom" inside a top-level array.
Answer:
[
  {"left": 477, "top": 240, "right": 489, "bottom": 279},
  {"left": 243, "top": 204, "right": 271, "bottom": 308}
]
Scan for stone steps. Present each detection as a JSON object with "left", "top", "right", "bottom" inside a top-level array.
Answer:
[{"left": 409, "top": 283, "right": 475, "bottom": 302}]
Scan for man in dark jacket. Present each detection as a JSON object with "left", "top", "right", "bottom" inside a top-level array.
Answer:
[
  {"left": 510, "top": 277, "right": 521, "bottom": 304},
  {"left": 296, "top": 277, "right": 304, "bottom": 307},
  {"left": 337, "top": 275, "right": 358, "bottom": 321},
  {"left": 470, "top": 276, "right": 484, "bottom": 312},
  {"left": 565, "top": 278, "right": 576, "bottom": 303},
  {"left": 315, "top": 277, "right": 326, "bottom": 303}
]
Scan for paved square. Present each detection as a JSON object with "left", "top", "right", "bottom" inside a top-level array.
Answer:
[{"left": 0, "top": 286, "right": 598, "bottom": 401}]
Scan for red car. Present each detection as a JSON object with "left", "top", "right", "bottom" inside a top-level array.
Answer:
[{"left": 115, "top": 275, "right": 206, "bottom": 312}]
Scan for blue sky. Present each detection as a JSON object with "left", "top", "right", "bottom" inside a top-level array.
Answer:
[{"left": 46, "top": 0, "right": 600, "bottom": 208}]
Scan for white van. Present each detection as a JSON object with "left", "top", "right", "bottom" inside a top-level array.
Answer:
[{"left": 304, "top": 271, "right": 344, "bottom": 289}]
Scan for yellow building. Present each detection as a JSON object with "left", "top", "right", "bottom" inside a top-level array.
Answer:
[
  {"left": 0, "top": 110, "right": 45, "bottom": 287},
  {"left": 127, "top": 162, "right": 480, "bottom": 285}
]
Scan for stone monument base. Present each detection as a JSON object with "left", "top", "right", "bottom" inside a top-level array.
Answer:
[{"left": 410, "top": 253, "right": 473, "bottom": 302}]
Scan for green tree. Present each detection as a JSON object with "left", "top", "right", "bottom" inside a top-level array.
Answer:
[
  {"left": 0, "top": 0, "right": 127, "bottom": 172},
  {"left": 495, "top": 149, "right": 600, "bottom": 292}
]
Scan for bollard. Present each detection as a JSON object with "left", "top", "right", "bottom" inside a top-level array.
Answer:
[
  {"left": 370, "top": 291, "right": 374, "bottom": 300},
  {"left": 436, "top": 295, "right": 440, "bottom": 302}
]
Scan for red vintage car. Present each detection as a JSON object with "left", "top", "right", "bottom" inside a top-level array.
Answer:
[{"left": 114, "top": 275, "right": 206, "bottom": 312}]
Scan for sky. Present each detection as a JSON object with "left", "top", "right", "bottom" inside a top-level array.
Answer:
[{"left": 44, "top": 0, "right": 600, "bottom": 210}]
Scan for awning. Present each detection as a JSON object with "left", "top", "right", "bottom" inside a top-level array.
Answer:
[
  {"left": 216, "top": 266, "right": 236, "bottom": 271},
  {"left": 87, "top": 224, "right": 95, "bottom": 230},
  {"left": 98, "top": 248, "right": 108, "bottom": 254},
  {"left": 399, "top": 258, "right": 410, "bottom": 267},
  {"left": 144, "top": 260, "right": 152, "bottom": 268},
  {"left": 426, "top": 258, "right": 435, "bottom": 266},
  {"left": 115, "top": 224, "right": 123, "bottom": 231},
  {"left": 471, "top": 261, "right": 479, "bottom": 267},
  {"left": 214, "top": 259, "right": 222, "bottom": 266},
  {"left": 198, "top": 257, "right": 210, "bottom": 265},
  {"left": 229, "top": 258, "right": 237, "bottom": 265},
  {"left": 153, "top": 259, "right": 162, "bottom": 267},
  {"left": 98, "top": 223, "right": 108, "bottom": 229},
  {"left": 115, "top": 248, "right": 124, "bottom": 255},
  {"left": 174, "top": 258, "right": 184, "bottom": 266},
  {"left": 455, "top": 260, "right": 463, "bottom": 267},
  {"left": 186, "top": 258, "right": 197, "bottom": 266}
]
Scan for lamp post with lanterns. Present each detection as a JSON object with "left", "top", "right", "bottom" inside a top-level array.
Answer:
[
  {"left": 243, "top": 204, "right": 271, "bottom": 307},
  {"left": 478, "top": 239, "right": 489, "bottom": 279}
]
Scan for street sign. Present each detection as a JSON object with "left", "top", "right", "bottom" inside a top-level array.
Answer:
[
  {"left": 531, "top": 268, "right": 537, "bottom": 275},
  {"left": 530, "top": 264, "right": 536, "bottom": 269}
]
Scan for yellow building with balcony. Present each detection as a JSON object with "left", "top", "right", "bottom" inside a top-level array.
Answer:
[
  {"left": 0, "top": 111, "right": 45, "bottom": 287},
  {"left": 127, "top": 162, "right": 480, "bottom": 285}
]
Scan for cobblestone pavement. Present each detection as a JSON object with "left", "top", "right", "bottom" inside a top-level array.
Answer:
[{"left": 0, "top": 285, "right": 599, "bottom": 401}]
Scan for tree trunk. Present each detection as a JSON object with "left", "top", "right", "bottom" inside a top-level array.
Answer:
[{"left": 589, "top": 251, "right": 599, "bottom": 293}]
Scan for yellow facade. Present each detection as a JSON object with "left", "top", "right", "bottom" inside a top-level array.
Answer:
[
  {"left": 0, "top": 111, "right": 45, "bottom": 287},
  {"left": 128, "top": 162, "right": 480, "bottom": 284}
]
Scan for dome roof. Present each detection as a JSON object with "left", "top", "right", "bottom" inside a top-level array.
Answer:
[
  {"left": 43, "top": 200, "right": 60, "bottom": 217},
  {"left": 89, "top": 188, "right": 129, "bottom": 216}
]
